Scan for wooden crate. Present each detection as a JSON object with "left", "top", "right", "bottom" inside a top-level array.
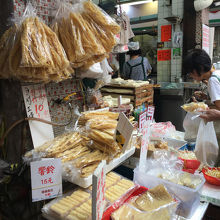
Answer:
[{"left": 101, "top": 83, "right": 154, "bottom": 108}]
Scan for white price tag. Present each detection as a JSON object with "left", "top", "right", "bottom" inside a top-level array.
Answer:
[
  {"left": 139, "top": 111, "right": 147, "bottom": 133},
  {"left": 92, "top": 161, "right": 106, "bottom": 220},
  {"left": 139, "top": 107, "right": 154, "bottom": 170},
  {"left": 22, "top": 84, "right": 54, "bottom": 148},
  {"left": 30, "top": 158, "right": 62, "bottom": 202},
  {"left": 115, "top": 113, "right": 134, "bottom": 152}
]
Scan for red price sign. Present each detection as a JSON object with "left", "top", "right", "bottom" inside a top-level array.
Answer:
[
  {"left": 161, "top": 25, "right": 172, "bottom": 42},
  {"left": 30, "top": 159, "right": 62, "bottom": 202},
  {"left": 157, "top": 49, "right": 171, "bottom": 61},
  {"left": 147, "top": 106, "right": 155, "bottom": 122}
]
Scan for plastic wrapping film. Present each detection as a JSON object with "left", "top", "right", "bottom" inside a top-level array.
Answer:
[
  {"left": 42, "top": 172, "right": 135, "bottom": 220},
  {"left": 149, "top": 122, "right": 176, "bottom": 140},
  {"left": 53, "top": 0, "right": 120, "bottom": 70},
  {"left": 111, "top": 185, "right": 179, "bottom": 220},
  {"left": 134, "top": 151, "right": 205, "bottom": 218},
  {"left": 0, "top": 2, "right": 73, "bottom": 83}
]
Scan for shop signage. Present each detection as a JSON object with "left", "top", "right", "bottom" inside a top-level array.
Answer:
[
  {"left": 30, "top": 158, "right": 62, "bottom": 202},
  {"left": 202, "top": 24, "right": 210, "bottom": 55},
  {"left": 161, "top": 25, "right": 172, "bottom": 42},
  {"left": 92, "top": 161, "right": 106, "bottom": 220},
  {"left": 157, "top": 49, "right": 171, "bottom": 61},
  {"left": 22, "top": 84, "right": 54, "bottom": 148}
]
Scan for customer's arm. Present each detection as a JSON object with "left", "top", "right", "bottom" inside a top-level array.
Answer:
[{"left": 200, "top": 109, "right": 220, "bottom": 121}]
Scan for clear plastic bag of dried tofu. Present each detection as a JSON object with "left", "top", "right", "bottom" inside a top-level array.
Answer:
[
  {"left": 82, "top": 0, "right": 120, "bottom": 35},
  {"left": 8, "top": 2, "right": 72, "bottom": 83},
  {"left": 23, "top": 131, "right": 81, "bottom": 163},
  {"left": 111, "top": 185, "right": 179, "bottom": 220},
  {"left": 53, "top": 1, "right": 104, "bottom": 68}
]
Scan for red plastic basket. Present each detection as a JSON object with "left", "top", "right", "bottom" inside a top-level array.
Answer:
[
  {"left": 179, "top": 157, "right": 200, "bottom": 170},
  {"left": 102, "top": 185, "right": 148, "bottom": 220},
  {"left": 202, "top": 167, "right": 220, "bottom": 186},
  {"left": 182, "top": 168, "right": 196, "bottom": 174}
]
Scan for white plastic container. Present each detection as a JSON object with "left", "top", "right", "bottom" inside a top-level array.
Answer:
[{"left": 133, "top": 167, "right": 205, "bottom": 218}]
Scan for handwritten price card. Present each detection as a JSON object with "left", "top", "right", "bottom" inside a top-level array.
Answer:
[
  {"left": 147, "top": 106, "right": 155, "bottom": 122},
  {"left": 157, "top": 49, "right": 171, "bottom": 61},
  {"left": 161, "top": 25, "right": 172, "bottom": 42},
  {"left": 22, "top": 84, "right": 54, "bottom": 148},
  {"left": 139, "top": 111, "right": 147, "bottom": 133},
  {"left": 92, "top": 161, "right": 106, "bottom": 220},
  {"left": 139, "top": 107, "right": 154, "bottom": 170},
  {"left": 30, "top": 158, "right": 62, "bottom": 202}
]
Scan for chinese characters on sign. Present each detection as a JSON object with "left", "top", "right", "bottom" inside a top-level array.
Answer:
[
  {"left": 30, "top": 158, "right": 62, "bottom": 202},
  {"left": 139, "top": 111, "right": 147, "bottom": 133},
  {"left": 92, "top": 161, "right": 106, "bottom": 220},
  {"left": 22, "top": 84, "right": 54, "bottom": 148},
  {"left": 139, "top": 106, "right": 155, "bottom": 170},
  {"left": 147, "top": 106, "right": 155, "bottom": 122},
  {"left": 161, "top": 25, "right": 172, "bottom": 42},
  {"left": 202, "top": 24, "right": 210, "bottom": 55},
  {"left": 157, "top": 49, "right": 171, "bottom": 61}
]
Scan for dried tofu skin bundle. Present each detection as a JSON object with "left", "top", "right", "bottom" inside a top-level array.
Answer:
[
  {"left": 2, "top": 3, "right": 72, "bottom": 83},
  {"left": 79, "top": 111, "right": 119, "bottom": 125},
  {"left": 87, "top": 118, "right": 117, "bottom": 130},
  {"left": 82, "top": 15, "right": 117, "bottom": 53},
  {"left": 20, "top": 17, "right": 53, "bottom": 67},
  {"left": 21, "top": 17, "right": 69, "bottom": 70},
  {"left": 82, "top": 1, "right": 120, "bottom": 35},
  {"left": 135, "top": 185, "right": 173, "bottom": 211}
]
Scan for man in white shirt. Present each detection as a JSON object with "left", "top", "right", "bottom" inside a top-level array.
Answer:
[
  {"left": 184, "top": 49, "right": 220, "bottom": 166},
  {"left": 184, "top": 49, "right": 220, "bottom": 110}
]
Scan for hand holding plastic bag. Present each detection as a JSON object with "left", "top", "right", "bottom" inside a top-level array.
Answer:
[
  {"left": 183, "top": 112, "right": 201, "bottom": 142},
  {"left": 195, "top": 120, "right": 219, "bottom": 166}
]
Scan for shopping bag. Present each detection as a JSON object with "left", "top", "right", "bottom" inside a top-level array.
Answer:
[
  {"left": 195, "top": 120, "right": 219, "bottom": 166},
  {"left": 183, "top": 112, "right": 201, "bottom": 142}
]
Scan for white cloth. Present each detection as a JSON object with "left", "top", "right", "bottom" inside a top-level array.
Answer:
[
  {"left": 100, "top": 58, "right": 113, "bottom": 84},
  {"left": 120, "top": 13, "right": 134, "bottom": 45},
  {"left": 208, "top": 71, "right": 220, "bottom": 103}
]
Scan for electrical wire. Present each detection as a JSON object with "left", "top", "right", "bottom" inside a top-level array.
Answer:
[{"left": 0, "top": 117, "right": 72, "bottom": 148}]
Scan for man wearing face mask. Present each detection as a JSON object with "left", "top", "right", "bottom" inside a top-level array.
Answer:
[{"left": 122, "top": 48, "right": 152, "bottom": 81}]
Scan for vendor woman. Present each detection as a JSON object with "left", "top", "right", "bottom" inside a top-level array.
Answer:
[
  {"left": 184, "top": 48, "right": 220, "bottom": 165},
  {"left": 122, "top": 49, "right": 152, "bottom": 81}
]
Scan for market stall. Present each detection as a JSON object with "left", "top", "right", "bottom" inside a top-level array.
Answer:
[{"left": 0, "top": 1, "right": 220, "bottom": 220}]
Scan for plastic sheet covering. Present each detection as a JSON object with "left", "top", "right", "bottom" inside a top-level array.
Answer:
[{"left": 111, "top": 185, "right": 178, "bottom": 220}]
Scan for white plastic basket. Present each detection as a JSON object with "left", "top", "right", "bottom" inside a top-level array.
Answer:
[{"left": 133, "top": 167, "right": 205, "bottom": 218}]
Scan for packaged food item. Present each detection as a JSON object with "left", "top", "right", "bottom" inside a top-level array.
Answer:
[
  {"left": 78, "top": 110, "right": 119, "bottom": 126},
  {"left": 111, "top": 185, "right": 178, "bottom": 220},
  {"left": 178, "top": 150, "right": 197, "bottom": 160},
  {"left": 181, "top": 102, "right": 208, "bottom": 113},
  {"left": 53, "top": 0, "right": 120, "bottom": 70},
  {"left": 148, "top": 141, "right": 168, "bottom": 151},
  {"left": 50, "top": 189, "right": 91, "bottom": 219},
  {"left": 0, "top": 3, "right": 73, "bottom": 83}
]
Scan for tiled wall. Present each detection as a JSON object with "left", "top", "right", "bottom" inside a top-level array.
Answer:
[{"left": 157, "top": 0, "right": 184, "bottom": 83}]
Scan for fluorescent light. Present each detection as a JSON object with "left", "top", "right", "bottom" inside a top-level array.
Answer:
[{"left": 119, "top": 0, "right": 153, "bottom": 6}]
